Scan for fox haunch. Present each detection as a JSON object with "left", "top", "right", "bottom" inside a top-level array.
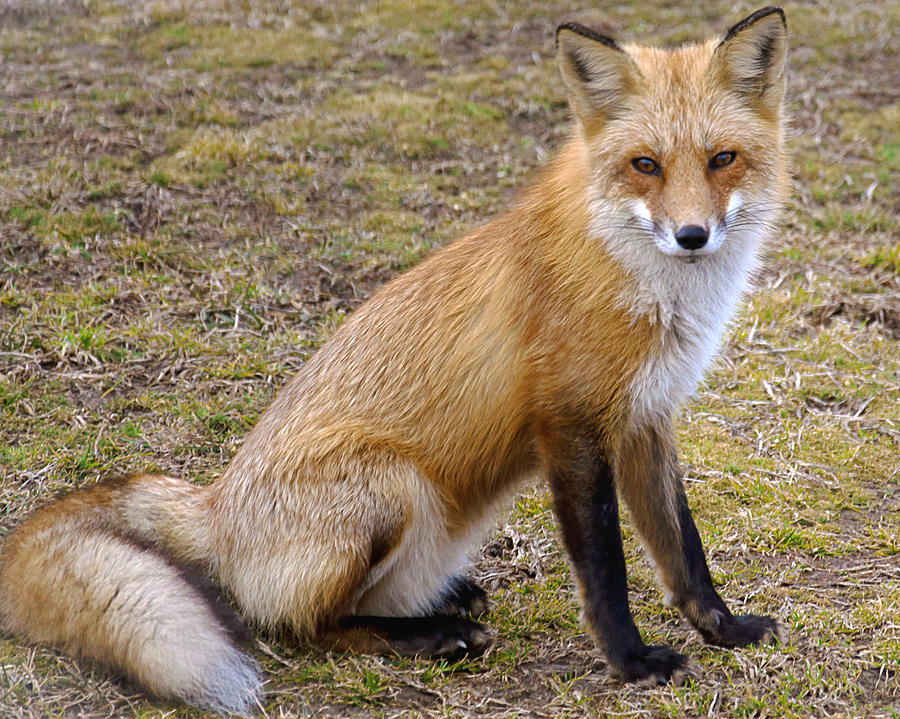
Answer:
[{"left": 0, "top": 7, "right": 790, "bottom": 714}]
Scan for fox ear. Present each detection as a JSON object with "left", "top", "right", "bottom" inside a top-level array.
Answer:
[
  {"left": 556, "top": 22, "right": 642, "bottom": 130},
  {"left": 712, "top": 6, "right": 788, "bottom": 114}
]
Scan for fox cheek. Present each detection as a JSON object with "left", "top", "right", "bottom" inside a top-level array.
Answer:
[
  {"left": 726, "top": 191, "right": 743, "bottom": 219},
  {"left": 632, "top": 199, "right": 653, "bottom": 225}
]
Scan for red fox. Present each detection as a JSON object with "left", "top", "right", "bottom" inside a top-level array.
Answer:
[{"left": 0, "top": 7, "right": 789, "bottom": 715}]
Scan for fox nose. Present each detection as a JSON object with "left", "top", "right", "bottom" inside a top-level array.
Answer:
[{"left": 674, "top": 225, "right": 709, "bottom": 250}]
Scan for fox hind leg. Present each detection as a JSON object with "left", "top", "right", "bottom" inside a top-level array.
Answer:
[
  {"left": 290, "top": 456, "right": 494, "bottom": 660},
  {"left": 321, "top": 569, "right": 494, "bottom": 659}
]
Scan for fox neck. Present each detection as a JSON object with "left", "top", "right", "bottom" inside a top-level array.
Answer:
[{"left": 621, "top": 244, "right": 758, "bottom": 424}]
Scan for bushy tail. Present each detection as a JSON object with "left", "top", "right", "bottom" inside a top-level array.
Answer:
[{"left": 0, "top": 475, "right": 262, "bottom": 715}]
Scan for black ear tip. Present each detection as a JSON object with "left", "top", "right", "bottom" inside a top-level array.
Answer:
[
  {"left": 723, "top": 6, "right": 787, "bottom": 42},
  {"left": 555, "top": 21, "right": 621, "bottom": 51},
  {"left": 759, "top": 6, "right": 787, "bottom": 28},
  {"left": 758, "top": 6, "right": 786, "bottom": 21}
]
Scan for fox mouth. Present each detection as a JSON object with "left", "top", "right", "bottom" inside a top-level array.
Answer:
[
  {"left": 654, "top": 237, "right": 717, "bottom": 262},
  {"left": 652, "top": 228, "right": 725, "bottom": 261}
]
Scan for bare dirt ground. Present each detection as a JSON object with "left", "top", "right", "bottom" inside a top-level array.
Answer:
[{"left": 0, "top": 1, "right": 898, "bottom": 717}]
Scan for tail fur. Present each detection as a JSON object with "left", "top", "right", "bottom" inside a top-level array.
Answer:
[{"left": 0, "top": 475, "right": 262, "bottom": 715}]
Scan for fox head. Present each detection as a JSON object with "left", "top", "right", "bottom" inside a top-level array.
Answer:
[{"left": 556, "top": 7, "right": 789, "bottom": 267}]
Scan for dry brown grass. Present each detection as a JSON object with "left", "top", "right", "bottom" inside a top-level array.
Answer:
[{"left": 1, "top": 0, "right": 898, "bottom": 717}]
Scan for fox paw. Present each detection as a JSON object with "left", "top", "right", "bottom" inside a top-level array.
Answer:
[
  {"left": 417, "top": 617, "right": 495, "bottom": 660},
  {"left": 701, "top": 613, "right": 784, "bottom": 648},
  {"left": 432, "top": 575, "right": 492, "bottom": 617},
  {"left": 611, "top": 645, "right": 693, "bottom": 686},
  {"left": 338, "top": 615, "right": 494, "bottom": 660}
]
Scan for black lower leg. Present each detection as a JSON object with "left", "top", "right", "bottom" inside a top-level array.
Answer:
[
  {"left": 615, "top": 423, "right": 781, "bottom": 651},
  {"left": 675, "top": 490, "right": 781, "bottom": 647},
  {"left": 549, "top": 439, "right": 687, "bottom": 684}
]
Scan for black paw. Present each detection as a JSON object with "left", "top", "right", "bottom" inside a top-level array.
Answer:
[
  {"left": 341, "top": 615, "right": 494, "bottom": 660},
  {"left": 611, "top": 645, "right": 693, "bottom": 686},
  {"left": 431, "top": 575, "right": 492, "bottom": 617},
  {"left": 700, "top": 613, "right": 784, "bottom": 648},
  {"left": 396, "top": 616, "right": 494, "bottom": 660}
]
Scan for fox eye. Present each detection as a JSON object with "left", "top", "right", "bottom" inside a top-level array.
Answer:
[
  {"left": 709, "top": 151, "right": 736, "bottom": 170},
  {"left": 632, "top": 157, "right": 661, "bottom": 176}
]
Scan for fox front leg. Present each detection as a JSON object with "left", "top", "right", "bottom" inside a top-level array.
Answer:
[
  {"left": 613, "top": 422, "right": 783, "bottom": 649},
  {"left": 545, "top": 431, "right": 690, "bottom": 684}
]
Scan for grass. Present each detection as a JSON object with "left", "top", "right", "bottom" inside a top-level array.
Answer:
[{"left": 1, "top": 0, "right": 899, "bottom": 717}]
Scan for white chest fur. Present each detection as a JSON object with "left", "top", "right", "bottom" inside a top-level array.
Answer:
[
  {"left": 627, "top": 264, "right": 750, "bottom": 422},
  {"left": 587, "top": 195, "right": 767, "bottom": 423}
]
